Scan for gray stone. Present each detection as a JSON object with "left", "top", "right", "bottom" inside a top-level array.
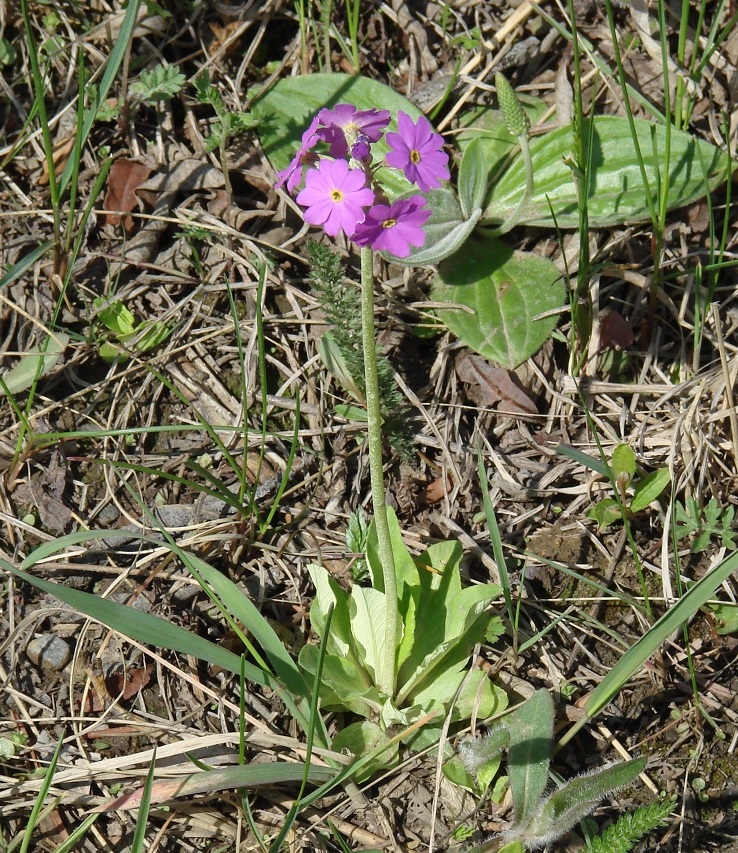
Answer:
[{"left": 26, "top": 634, "right": 72, "bottom": 671}]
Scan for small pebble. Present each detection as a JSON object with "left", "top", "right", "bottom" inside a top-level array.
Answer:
[{"left": 26, "top": 634, "right": 72, "bottom": 671}]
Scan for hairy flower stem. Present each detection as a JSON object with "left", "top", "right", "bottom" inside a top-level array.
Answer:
[{"left": 360, "top": 247, "right": 398, "bottom": 696}]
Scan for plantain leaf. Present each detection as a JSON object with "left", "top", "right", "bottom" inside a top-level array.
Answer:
[
  {"left": 481, "top": 115, "right": 728, "bottom": 228},
  {"left": 432, "top": 236, "right": 564, "bottom": 368}
]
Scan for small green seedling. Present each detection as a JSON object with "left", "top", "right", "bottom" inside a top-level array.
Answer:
[
  {"left": 194, "top": 72, "right": 256, "bottom": 153},
  {"left": 458, "top": 690, "right": 665, "bottom": 852},
  {"left": 675, "top": 496, "right": 736, "bottom": 553},
  {"left": 93, "top": 297, "right": 171, "bottom": 362},
  {"left": 586, "top": 443, "right": 670, "bottom": 530}
]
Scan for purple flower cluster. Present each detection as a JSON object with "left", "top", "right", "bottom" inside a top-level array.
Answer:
[{"left": 275, "top": 104, "right": 449, "bottom": 258}]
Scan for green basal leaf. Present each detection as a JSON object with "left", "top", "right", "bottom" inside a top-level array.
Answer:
[
  {"left": 253, "top": 73, "right": 423, "bottom": 199},
  {"left": 481, "top": 116, "right": 729, "bottom": 228},
  {"left": 306, "top": 564, "right": 356, "bottom": 656},
  {"left": 94, "top": 297, "right": 136, "bottom": 336},
  {"left": 331, "top": 721, "right": 399, "bottom": 782},
  {"left": 630, "top": 468, "right": 671, "bottom": 513},
  {"left": 443, "top": 754, "right": 483, "bottom": 794},
  {"left": 398, "top": 585, "right": 498, "bottom": 703},
  {"left": 409, "top": 667, "right": 503, "bottom": 723},
  {"left": 133, "top": 320, "right": 172, "bottom": 353},
  {"left": 298, "top": 646, "right": 381, "bottom": 716},
  {"left": 432, "top": 236, "right": 564, "bottom": 369},
  {"left": 334, "top": 403, "right": 368, "bottom": 421},
  {"left": 708, "top": 602, "right": 738, "bottom": 635},
  {"left": 349, "top": 586, "right": 388, "bottom": 688},
  {"left": 387, "top": 187, "right": 480, "bottom": 266},
  {"left": 586, "top": 498, "right": 623, "bottom": 529},
  {"left": 611, "top": 444, "right": 636, "bottom": 479},
  {"left": 366, "top": 506, "right": 419, "bottom": 601}
]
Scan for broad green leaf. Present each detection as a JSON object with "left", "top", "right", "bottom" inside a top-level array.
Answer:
[
  {"left": 307, "top": 564, "right": 355, "bottom": 656},
  {"left": 611, "top": 444, "right": 636, "bottom": 478},
  {"left": 409, "top": 668, "right": 502, "bottom": 722},
  {"left": 482, "top": 116, "right": 728, "bottom": 228},
  {"left": 389, "top": 187, "right": 480, "bottom": 266},
  {"left": 508, "top": 690, "right": 553, "bottom": 827},
  {"left": 398, "top": 584, "right": 498, "bottom": 703},
  {"left": 432, "top": 236, "right": 564, "bottom": 369},
  {"left": 709, "top": 602, "right": 738, "bottom": 635},
  {"left": 132, "top": 320, "right": 172, "bottom": 352},
  {"left": 94, "top": 297, "right": 136, "bottom": 336},
  {"left": 586, "top": 498, "right": 623, "bottom": 529},
  {"left": 630, "top": 468, "right": 671, "bottom": 513},
  {"left": 253, "top": 73, "right": 424, "bottom": 199},
  {"left": 331, "top": 721, "right": 399, "bottom": 781},
  {"left": 299, "top": 646, "right": 381, "bottom": 716},
  {"left": 366, "top": 506, "right": 419, "bottom": 599},
  {"left": 349, "top": 586, "right": 388, "bottom": 687},
  {"left": 0, "top": 333, "right": 68, "bottom": 396}
]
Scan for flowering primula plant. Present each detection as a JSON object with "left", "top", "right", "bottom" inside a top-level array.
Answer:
[{"left": 276, "top": 103, "right": 448, "bottom": 258}]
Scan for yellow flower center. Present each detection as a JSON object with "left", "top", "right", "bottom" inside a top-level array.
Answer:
[
  {"left": 410, "top": 149, "right": 421, "bottom": 165},
  {"left": 382, "top": 218, "right": 397, "bottom": 230},
  {"left": 331, "top": 189, "right": 344, "bottom": 202}
]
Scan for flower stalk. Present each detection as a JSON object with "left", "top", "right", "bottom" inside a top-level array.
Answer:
[{"left": 360, "top": 246, "right": 398, "bottom": 695}]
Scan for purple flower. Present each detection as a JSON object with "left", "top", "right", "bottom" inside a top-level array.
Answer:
[
  {"left": 317, "top": 103, "right": 391, "bottom": 158},
  {"left": 385, "top": 111, "right": 450, "bottom": 192},
  {"left": 354, "top": 196, "right": 431, "bottom": 258},
  {"left": 275, "top": 115, "right": 321, "bottom": 193},
  {"left": 296, "top": 158, "right": 375, "bottom": 238}
]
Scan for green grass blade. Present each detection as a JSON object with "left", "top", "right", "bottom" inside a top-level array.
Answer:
[
  {"left": 3, "top": 562, "right": 277, "bottom": 690},
  {"left": 130, "top": 748, "right": 157, "bottom": 853},
  {"left": 57, "top": 0, "right": 143, "bottom": 197},
  {"left": 478, "top": 453, "right": 514, "bottom": 630},
  {"left": 561, "top": 547, "right": 738, "bottom": 744},
  {"left": 19, "top": 737, "right": 64, "bottom": 853}
]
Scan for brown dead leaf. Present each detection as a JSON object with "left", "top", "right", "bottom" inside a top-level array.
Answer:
[
  {"left": 105, "top": 664, "right": 154, "bottom": 701},
  {"left": 38, "top": 135, "right": 76, "bottom": 187},
  {"left": 13, "top": 448, "right": 72, "bottom": 534},
  {"left": 104, "top": 158, "right": 155, "bottom": 233},
  {"left": 598, "top": 309, "right": 635, "bottom": 351},
  {"left": 422, "top": 472, "right": 454, "bottom": 504},
  {"left": 456, "top": 353, "right": 538, "bottom": 416}
]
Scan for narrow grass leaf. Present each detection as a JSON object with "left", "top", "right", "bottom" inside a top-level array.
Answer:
[
  {"left": 130, "top": 748, "right": 157, "bottom": 852},
  {"left": 4, "top": 565, "right": 276, "bottom": 689},
  {"left": 95, "top": 762, "right": 335, "bottom": 811},
  {"left": 564, "top": 548, "right": 738, "bottom": 739}
]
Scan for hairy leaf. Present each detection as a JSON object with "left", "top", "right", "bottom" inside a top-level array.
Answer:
[{"left": 433, "top": 236, "right": 564, "bottom": 368}]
